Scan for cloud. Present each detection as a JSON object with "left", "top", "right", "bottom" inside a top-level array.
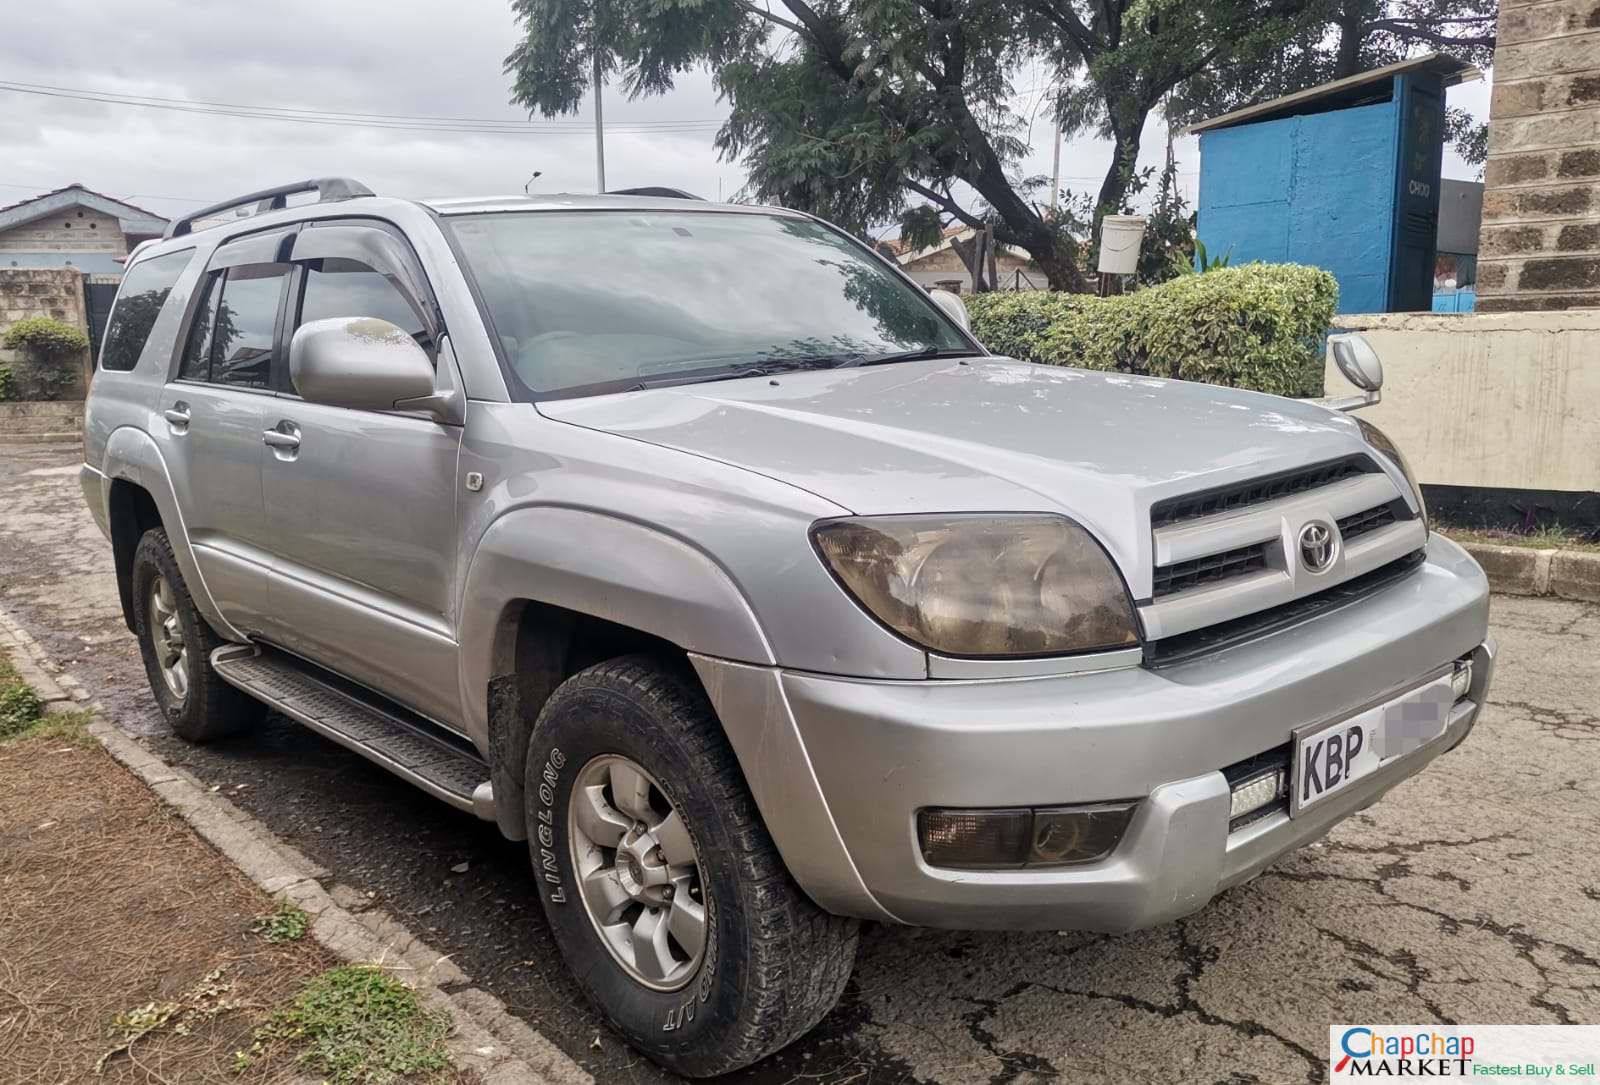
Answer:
[{"left": 0, "top": 1, "right": 1487, "bottom": 227}]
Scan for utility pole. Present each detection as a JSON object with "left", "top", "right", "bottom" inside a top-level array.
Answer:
[
  {"left": 1049, "top": 112, "right": 1062, "bottom": 213},
  {"left": 592, "top": 51, "right": 607, "bottom": 193}
]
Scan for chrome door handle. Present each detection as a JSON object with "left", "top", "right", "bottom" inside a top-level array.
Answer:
[
  {"left": 164, "top": 404, "right": 191, "bottom": 426},
  {"left": 262, "top": 429, "right": 301, "bottom": 450}
]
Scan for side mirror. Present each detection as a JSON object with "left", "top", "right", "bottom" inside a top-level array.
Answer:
[
  {"left": 1329, "top": 332, "right": 1383, "bottom": 391},
  {"left": 1313, "top": 332, "right": 1384, "bottom": 413},
  {"left": 289, "top": 317, "right": 445, "bottom": 416},
  {"left": 928, "top": 288, "right": 970, "bottom": 332}
]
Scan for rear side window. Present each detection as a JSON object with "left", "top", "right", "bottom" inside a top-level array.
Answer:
[
  {"left": 99, "top": 249, "right": 193, "bottom": 371},
  {"left": 178, "top": 263, "right": 288, "bottom": 389}
]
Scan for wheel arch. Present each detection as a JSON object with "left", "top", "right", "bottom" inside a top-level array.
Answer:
[
  {"left": 458, "top": 505, "right": 777, "bottom": 841},
  {"left": 101, "top": 425, "right": 241, "bottom": 640}
]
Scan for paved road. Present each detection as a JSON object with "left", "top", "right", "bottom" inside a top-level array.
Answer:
[{"left": 3, "top": 441, "right": 1598, "bottom": 1084}]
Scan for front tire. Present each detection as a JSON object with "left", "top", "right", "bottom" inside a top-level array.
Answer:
[
  {"left": 130, "top": 528, "right": 263, "bottom": 742},
  {"left": 525, "top": 655, "right": 858, "bottom": 1077}
]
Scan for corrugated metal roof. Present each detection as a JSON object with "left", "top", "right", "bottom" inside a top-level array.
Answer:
[{"left": 1186, "top": 53, "right": 1480, "bottom": 135}]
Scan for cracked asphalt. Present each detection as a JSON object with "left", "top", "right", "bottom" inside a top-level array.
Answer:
[{"left": 3, "top": 440, "right": 1598, "bottom": 1084}]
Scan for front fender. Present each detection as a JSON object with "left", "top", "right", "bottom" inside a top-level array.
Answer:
[
  {"left": 457, "top": 505, "right": 776, "bottom": 746},
  {"left": 101, "top": 425, "right": 244, "bottom": 641}
]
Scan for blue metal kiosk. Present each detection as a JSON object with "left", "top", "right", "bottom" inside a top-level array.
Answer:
[{"left": 1191, "top": 54, "right": 1478, "bottom": 313}]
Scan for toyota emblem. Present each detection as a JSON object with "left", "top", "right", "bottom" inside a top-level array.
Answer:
[{"left": 1298, "top": 521, "right": 1338, "bottom": 574}]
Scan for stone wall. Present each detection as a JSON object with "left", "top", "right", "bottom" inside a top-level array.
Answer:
[
  {"left": 0, "top": 267, "right": 91, "bottom": 400},
  {"left": 1476, "top": 0, "right": 1600, "bottom": 311}
]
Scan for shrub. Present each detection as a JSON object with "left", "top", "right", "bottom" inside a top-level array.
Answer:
[
  {"left": 965, "top": 263, "right": 1338, "bottom": 398},
  {"left": 1, "top": 316, "right": 89, "bottom": 401},
  {"left": 3, "top": 316, "right": 89, "bottom": 357}
]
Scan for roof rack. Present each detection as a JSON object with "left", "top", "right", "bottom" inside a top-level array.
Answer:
[
  {"left": 605, "top": 186, "right": 704, "bottom": 200},
  {"left": 164, "top": 177, "right": 375, "bottom": 239}
]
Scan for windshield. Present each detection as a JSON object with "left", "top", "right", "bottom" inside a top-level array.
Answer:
[{"left": 447, "top": 210, "right": 973, "bottom": 398}]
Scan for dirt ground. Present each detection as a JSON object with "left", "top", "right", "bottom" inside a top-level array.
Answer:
[
  {"left": 0, "top": 721, "right": 341, "bottom": 1084},
  {"left": 3, "top": 440, "right": 1600, "bottom": 1085}
]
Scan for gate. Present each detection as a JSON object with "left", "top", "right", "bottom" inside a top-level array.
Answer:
[{"left": 82, "top": 274, "right": 121, "bottom": 365}]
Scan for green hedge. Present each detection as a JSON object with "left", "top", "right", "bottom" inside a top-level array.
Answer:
[{"left": 965, "top": 263, "right": 1338, "bottom": 398}]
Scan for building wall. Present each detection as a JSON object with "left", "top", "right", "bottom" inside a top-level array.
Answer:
[
  {"left": 1475, "top": 0, "right": 1600, "bottom": 311},
  {"left": 0, "top": 267, "right": 92, "bottom": 399},
  {"left": 1198, "top": 100, "right": 1400, "bottom": 313},
  {"left": 899, "top": 249, "right": 1044, "bottom": 291},
  {"left": 1327, "top": 310, "right": 1600, "bottom": 491},
  {"left": 0, "top": 207, "right": 129, "bottom": 274}
]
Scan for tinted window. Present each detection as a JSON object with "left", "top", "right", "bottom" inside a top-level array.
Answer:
[
  {"left": 210, "top": 265, "right": 287, "bottom": 389},
  {"left": 298, "top": 257, "right": 427, "bottom": 347},
  {"left": 178, "top": 272, "right": 221, "bottom": 381},
  {"left": 448, "top": 211, "right": 969, "bottom": 398},
  {"left": 99, "top": 249, "right": 193, "bottom": 371}
]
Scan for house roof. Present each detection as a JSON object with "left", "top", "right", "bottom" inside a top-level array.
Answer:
[
  {"left": 880, "top": 224, "right": 973, "bottom": 263},
  {"left": 1186, "top": 53, "right": 1480, "bottom": 135},
  {"left": 0, "top": 183, "right": 168, "bottom": 236}
]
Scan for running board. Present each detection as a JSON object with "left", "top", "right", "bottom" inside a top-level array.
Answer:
[{"left": 211, "top": 645, "right": 495, "bottom": 821}]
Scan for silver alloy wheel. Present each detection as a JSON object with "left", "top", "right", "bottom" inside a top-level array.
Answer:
[
  {"left": 147, "top": 574, "right": 188, "bottom": 701},
  {"left": 568, "top": 754, "right": 708, "bottom": 991}
]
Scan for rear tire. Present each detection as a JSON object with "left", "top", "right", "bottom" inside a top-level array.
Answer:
[
  {"left": 130, "top": 528, "right": 263, "bottom": 742},
  {"left": 524, "top": 654, "right": 858, "bottom": 1077}
]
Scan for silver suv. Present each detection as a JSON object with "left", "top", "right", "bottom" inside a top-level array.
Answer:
[{"left": 82, "top": 177, "right": 1493, "bottom": 1076}]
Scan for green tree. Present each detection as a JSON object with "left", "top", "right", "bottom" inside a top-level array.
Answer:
[
  {"left": 504, "top": 0, "right": 1317, "bottom": 290},
  {"left": 1167, "top": 0, "right": 1497, "bottom": 166}
]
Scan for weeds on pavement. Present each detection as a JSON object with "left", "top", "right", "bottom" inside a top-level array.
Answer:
[
  {"left": 253, "top": 899, "right": 311, "bottom": 943},
  {"left": 240, "top": 964, "right": 454, "bottom": 1084}
]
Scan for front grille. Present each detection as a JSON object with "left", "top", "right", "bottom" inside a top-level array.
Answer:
[
  {"left": 1337, "top": 501, "right": 1398, "bottom": 541},
  {"left": 1149, "top": 455, "right": 1378, "bottom": 528},
  {"left": 1144, "top": 550, "right": 1426, "bottom": 669},
  {"left": 1152, "top": 543, "right": 1268, "bottom": 598}
]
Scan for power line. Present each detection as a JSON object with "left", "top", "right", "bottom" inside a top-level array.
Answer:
[
  {"left": 0, "top": 81, "right": 725, "bottom": 136},
  {"left": 0, "top": 79, "right": 723, "bottom": 128}
]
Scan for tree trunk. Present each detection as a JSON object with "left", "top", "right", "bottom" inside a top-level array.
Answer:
[
  {"left": 1094, "top": 113, "right": 1148, "bottom": 224},
  {"left": 1334, "top": 0, "right": 1365, "bottom": 78}
]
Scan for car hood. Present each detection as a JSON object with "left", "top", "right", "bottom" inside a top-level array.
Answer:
[{"left": 537, "top": 357, "right": 1373, "bottom": 580}]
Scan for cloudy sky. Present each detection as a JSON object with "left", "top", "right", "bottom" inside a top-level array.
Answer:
[{"left": 1, "top": 0, "right": 1491, "bottom": 232}]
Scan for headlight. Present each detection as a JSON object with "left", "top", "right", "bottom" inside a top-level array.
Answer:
[
  {"left": 1356, "top": 417, "right": 1428, "bottom": 530},
  {"left": 811, "top": 514, "right": 1139, "bottom": 657}
]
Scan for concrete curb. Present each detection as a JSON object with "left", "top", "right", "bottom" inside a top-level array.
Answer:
[
  {"left": 0, "top": 605, "right": 589, "bottom": 1085},
  {"left": 1454, "top": 541, "right": 1600, "bottom": 603}
]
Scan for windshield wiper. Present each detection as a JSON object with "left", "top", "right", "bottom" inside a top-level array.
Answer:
[
  {"left": 625, "top": 355, "right": 843, "bottom": 392},
  {"left": 830, "top": 346, "right": 980, "bottom": 368}
]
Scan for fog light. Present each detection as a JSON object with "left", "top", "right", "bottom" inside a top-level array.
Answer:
[
  {"left": 918, "top": 803, "right": 1136, "bottom": 870},
  {"left": 918, "top": 809, "right": 1032, "bottom": 869},
  {"left": 1450, "top": 659, "right": 1474, "bottom": 701},
  {"left": 1229, "top": 769, "right": 1286, "bottom": 821},
  {"left": 1030, "top": 804, "right": 1137, "bottom": 865}
]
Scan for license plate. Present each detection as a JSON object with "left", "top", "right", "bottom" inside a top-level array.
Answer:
[{"left": 1291, "top": 675, "right": 1454, "bottom": 815}]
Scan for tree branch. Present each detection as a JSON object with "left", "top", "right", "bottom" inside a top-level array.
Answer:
[
  {"left": 735, "top": 0, "right": 806, "bottom": 36},
  {"left": 903, "top": 179, "right": 987, "bottom": 229}
]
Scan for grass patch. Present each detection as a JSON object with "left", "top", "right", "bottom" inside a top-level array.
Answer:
[
  {"left": 1438, "top": 524, "right": 1600, "bottom": 553},
  {"left": 253, "top": 899, "right": 311, "bottom": 944},
  {"left": 242, "top": 965, "right": 454, "bottom": 1084},
  {"left": 0, "top": 646, "right": 93, "bottom": 745}
]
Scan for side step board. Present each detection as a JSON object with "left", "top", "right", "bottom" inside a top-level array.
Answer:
[{"left": 211, "top": 645, "right": 495, "bottom": 822}]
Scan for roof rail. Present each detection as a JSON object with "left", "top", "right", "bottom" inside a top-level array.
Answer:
[
  {"left": 164, "top": 177, "right": 375, "bottom": 239},
  {"left": 605, "top": 186, "right": 705, "bottom": 201}
]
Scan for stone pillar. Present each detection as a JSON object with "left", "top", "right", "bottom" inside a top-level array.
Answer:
[{"left": 1476, "top": 0, "right": 1600, "bottom": 311}]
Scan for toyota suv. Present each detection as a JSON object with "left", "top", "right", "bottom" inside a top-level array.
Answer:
[{"left": 81, "top": 177, "right": 1493, "bottom": 1076}]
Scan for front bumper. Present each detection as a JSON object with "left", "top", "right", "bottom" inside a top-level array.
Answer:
[{"left": 694, "top": 534, "right": 1493, "bottom": 931}]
